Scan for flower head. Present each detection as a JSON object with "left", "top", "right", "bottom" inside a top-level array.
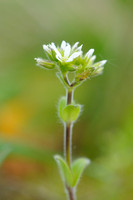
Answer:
[
  {"left": 35, "top": 41, "right": 83, "bottom": 72},
  {"left": 75, "top": 49, "right": 107, "bottom": 81},
  {"left": 43, "top": 41, "right": 82, "bottom": 64},
  {"left": 35, "top": 41, "right": 107, "bottom": 83}
]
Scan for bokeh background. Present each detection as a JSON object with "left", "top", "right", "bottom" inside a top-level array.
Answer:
[{"left": 0, "top": 0, "right": 133, "bottom": 199}]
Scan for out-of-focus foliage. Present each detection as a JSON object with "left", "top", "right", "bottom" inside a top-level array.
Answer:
[
  {"left": 0, "top": 144, "right": 12, "bottom": 166},
  {"left": 0, "top": 0, "right": 133, "bottom": 199}
]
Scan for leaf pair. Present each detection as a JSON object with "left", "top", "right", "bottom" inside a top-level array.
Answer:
[
  {"left": 54, "top": 155, "right": 90, "bottom": 187},
  {"left": 58, "top": 97, "right": 81, "bottom": 123}
]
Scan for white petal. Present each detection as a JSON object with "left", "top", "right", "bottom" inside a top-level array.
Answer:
[
  {"left": 66, "top": 51, "right": 81, "bottom": 62},
  {"left": 91, "top": 55, "right": 96, "bottom": 62},
  {"left": 61, "top": 40, "right": 66, "bottom": 50},
  {"left": 49, "top": 43, "right": 62, "bottom": 58},
  {"left": 72, "top": 42, "right": 79, "bottom": 50},
  {"left": 85, "top": 49, "right": 94, "bottom": 58},
  {"left": 34, "top": 57, "right": 42, "bottom": 63},
  {"left": 99, "top": 60, "right": 107, "bottom": 66},
  {"left": 77, "top": 44, "right": 83, "bottom": 51},
  {"left": 43, "top": 44, "right": 50, "bottom": 53},
  {"left": 56, "top": 54, "right": 62, "bottom": 62},
  {"left": 64, "top": 44, "right": 71, "bottom": 57}
]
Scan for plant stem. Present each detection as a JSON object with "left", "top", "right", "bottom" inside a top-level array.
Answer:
[
  {"left": 64, "top": 89, "right": 73, "bottom": 167},
  {"left": 64, "top": 89, "right": 76, "bottom": 200}
]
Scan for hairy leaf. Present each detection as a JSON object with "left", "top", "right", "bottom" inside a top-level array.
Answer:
[
  {"left": 72, "top": 158, "right": 91, "bottom": 186},
  {"left": 54, "top": 155, "right": 73, "bottom": 187}
]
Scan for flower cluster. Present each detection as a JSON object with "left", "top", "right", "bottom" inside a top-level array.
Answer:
[{"left": 35, "top": 41, "right": 107, "bottom": 83}]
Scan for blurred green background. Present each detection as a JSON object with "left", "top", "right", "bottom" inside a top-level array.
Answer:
[{"left": 0, "top": 0, "right": 133, "bottom": 199}]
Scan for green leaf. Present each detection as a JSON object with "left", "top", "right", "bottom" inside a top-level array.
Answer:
[
  {"left": 72, "top": 158, "right": 91, "bottom": 187},
  {"left": 62, "top": 104, "right": 81, "bottom": 122},
  {"left": 54, "top": 155, "right": 73, "bottom": 187},
  {"left": 58, "top": 97, "right": 66, "bottom": 120}
]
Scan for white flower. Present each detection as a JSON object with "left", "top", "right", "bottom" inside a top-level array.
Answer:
[
  {"left": 85, "top": 49, "right": 94, "bottom": 62},
  {"left": 43, "top": 41, "right": 82, "bottom": 64},
  {"left": 35, "top": 41, "right": 107, "bottom": 79}
]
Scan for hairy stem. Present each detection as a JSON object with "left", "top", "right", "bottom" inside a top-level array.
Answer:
[
  {"left": 64, "top": 89, "right": 73, "bottom": 167},
  {"left": 64, "top": 89, "right": 76, "bottom": 200}
]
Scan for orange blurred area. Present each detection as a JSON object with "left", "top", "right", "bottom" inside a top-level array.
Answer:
[
  {"left": 0, "top": 100, "right": 30, "bottom": 138},
  {"left": 1, "top": 157, "right": 46, "bottom": 178}
]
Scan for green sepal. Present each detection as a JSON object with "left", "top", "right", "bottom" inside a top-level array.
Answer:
[
  {"left": 54, "top": 155, "right": 73, "bottom": 187},
  {"left": 72, "top": 158, "right": 91, "bottom": 187},
  {"left": 62, "top": 64, "right": 77, "bottom": 72},
  {"left": 62, "top": 104, "right": 81, "bottom": 123}
]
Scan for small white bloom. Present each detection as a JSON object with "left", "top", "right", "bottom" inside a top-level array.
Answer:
[
  {"left": 99, "top": 60, "right": 107, "bottom": 66},
  {"left": 35, "top": 57, "right": 43, "bottom": 64},
  {"left": 72, "top": 42, "right": 79, "bottom": 50},
  {"left": 42, "top": 41, "right": 82, "bottom": 64},
  {"left": 77, "top": 44, "right": 83, "bottom": 51},
  {"left": 64, "top": 44, "right": 71, "bottom": 57},
  {"left": 66, "top": 51, "right": 82, "bottom": 63},
  {"left": 91, "top": 55, "right": 96, "bottom": 62},
  {"left": 61, "top": 40, "right": 66, "bottom": 51},
  {"left": 85, "top": 49, "right": 94, "bottom": 59},
  {"left": 49, "top": 43, "right": 62, "bottom": 58},
  {"left": 43, "top": 45, "right": 50, "bottom": 53}
]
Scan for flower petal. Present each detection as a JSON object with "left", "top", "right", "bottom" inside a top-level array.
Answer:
[
  {"left": 66, "top": 51, "right": 81, "bottom": 62},
  {"left": 99, "top": 60, "right": 107, "bottom": 66},
  {"left": 72, "top": 42, "right": 79, "bottom": 50},
  {"left": 56, "top": 54, "right": 62, "bottom": 62},
  {"left": 49, "top": 43, "right": 62, "bottom": 58},
  {"left": 85, "top": 49, "right": 94, "bottom": 59},
  {"left": 77, "top": 44, "right": 83, "bottom": 51},
  {"left": 64, "top": 44, "right": 71, "bottom": 57},
  {"left": 91, "top": 55, "right": 96, "bottom": 62},
  {"left": 43, "top": 44, "right": 50, "bottom": 53},
  {"left": 61, "top": 40, "right": 66, "bottom": 51}
]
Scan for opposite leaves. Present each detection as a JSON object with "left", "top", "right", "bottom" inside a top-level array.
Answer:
[
  {"left": 58, "top": 97, "right": 81, "bottom": 123},
  {"left": 54, "top": 155, "right": 90, "bottom": 187}
]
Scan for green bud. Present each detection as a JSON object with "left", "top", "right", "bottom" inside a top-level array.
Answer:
[
  {"left": 35, "top": 58, "right": 55, "bottom": 69},
  {"left": 75, "top": 70, "right": 90, "bottom": 82},
  {"left": 91, "top": 66, "right": 104, "bottom": 77}
]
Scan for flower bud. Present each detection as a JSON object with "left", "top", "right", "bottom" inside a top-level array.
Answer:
[{"left": 35, "top": 58, "right": 55, "bottom": 69}]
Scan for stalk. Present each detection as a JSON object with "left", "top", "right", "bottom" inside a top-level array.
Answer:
[{"left": 64, "top": 89, "right": 76, "bottom": 200}]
